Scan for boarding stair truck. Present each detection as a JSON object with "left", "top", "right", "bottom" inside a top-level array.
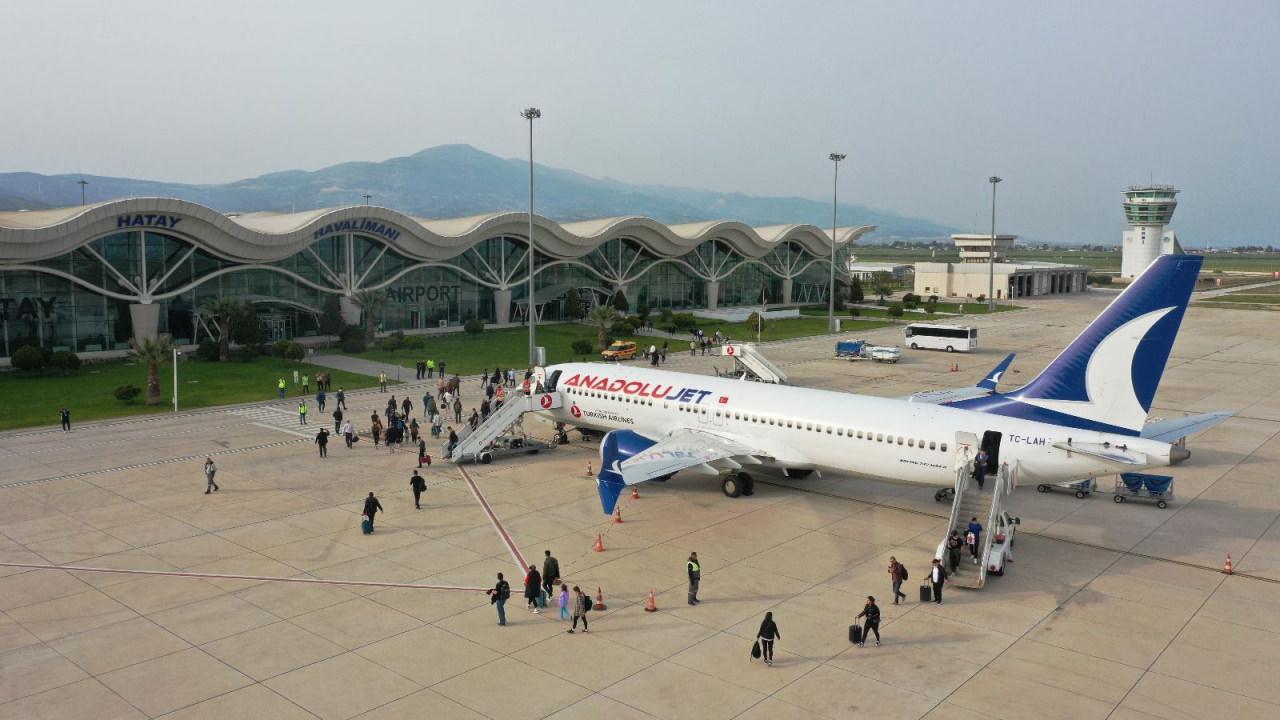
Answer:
[
  {"left": 719, "top": 343, "right": 788, "bottom": 384},
  {"left": 447, "top": 389, "right": 562, "bottom": 464},
  {"left": 935, "top": 431, "right": 1019, "bottom": 588}
]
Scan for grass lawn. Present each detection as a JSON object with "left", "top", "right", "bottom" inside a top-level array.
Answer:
[
  {"left": 338, "top": 316, "right": 894, "bottom": 374},
  {"left": 854, "top": 246, "right": 1280, "bottom": 274},
  {"left": 799, "top": 303, "right": 1016, "bottom": 318},
  {"left": 1198, "top": 294, "right": 1280, "bottom": 304},
  {"left": 0, "top": 357, "right": 384, "bottom": 431}
]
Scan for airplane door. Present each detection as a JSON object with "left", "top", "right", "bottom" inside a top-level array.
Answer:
[
  {"left": 954, "top": 431, "right": 979, "bottom": 473},
  {"left": 980, "top": 431, "right": 1002, "bottom": 472}
]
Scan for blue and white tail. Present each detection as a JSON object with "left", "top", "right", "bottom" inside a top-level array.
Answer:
[{"left": 952, "top": 255, "right": 1202, "bottom": 435}]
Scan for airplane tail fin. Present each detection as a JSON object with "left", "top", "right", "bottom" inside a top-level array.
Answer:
[
  {"left": 953, "top": 255, "right": 1202, "bottom": 435},
  {"left": 596, "top": 429, "right": 656, "bottom": 514}
]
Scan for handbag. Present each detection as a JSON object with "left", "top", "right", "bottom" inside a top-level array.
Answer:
[{"left": 751, "top": 640, "right": 762, "bottom": 660}]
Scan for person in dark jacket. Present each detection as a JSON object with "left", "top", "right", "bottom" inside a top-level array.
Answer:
[
  {"left": 488, "top": 572, "right": 510, "bottom": 626},
  {"left": 524, "top": 565, "right": 542, "bottom": 614},
  {"left": 946, "top": 531, "right": 963, "bottom": 572},
  {"left": 887, "top": 556, "right": 907, "bottom": 605},
  {"left": 314, "top": 428, "right": 329, "bottom": 457},
  {"left": 542, "top": 550, "right": 560, "bottom": 600},
  {"left": 446, "top": 426, "right": 458, "bottom": 457},
  {"left": 362, "top": 491, "right": 384, "bottom": 531},
  {"left": 756, "top": 612, "right": 780, "bottom": 665},
  {"left": 687, "top": 552, "right": 701, "bottom": 605},
  {"left": 409, "top": 470, "right": 427, "bottom": 509},
  {"left": 59, "top": 406, "right": 71, "bottom": 432},
  {"left": 930, "top": 558, "right": 948, "bottom": 604},
  {"left": 855, "top": 596, "right": 881, "bottom": 647},
  {"left": 333, "top": 407, "right": 344, "bottom": 434}
]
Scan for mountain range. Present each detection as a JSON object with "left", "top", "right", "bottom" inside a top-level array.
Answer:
[{"left": 0, "top": 144, "right": 952, "bottom": 238}]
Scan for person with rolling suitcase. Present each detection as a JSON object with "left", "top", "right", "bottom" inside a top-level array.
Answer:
[
  {"left": 361, "top": 492, "right": 383, "bottom": 534},
  {"left": 855, "top": 596, "right": 881, "bottom": 647}
]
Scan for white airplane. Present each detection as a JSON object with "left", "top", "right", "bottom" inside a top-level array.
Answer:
[{"left": 531, "top": 254, "right": 1230, "bottom": 514}]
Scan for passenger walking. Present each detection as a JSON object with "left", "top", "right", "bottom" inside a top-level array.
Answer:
[
  {"left": 524, "top": 565, "right": 542, "bottom": 613},
  {"left": 371, "top": 416, "right": 383, "bottom": 446},
  {"left": 452, "top": 397, "right": 463, "bottom": 423},
  {"left": 59, "top": 406, "right": 71, "bottom": 432},
  {"left": 342, "top": 419, "right": 355, "bottom": 448},
  {"left": 438, "top": 360, "right": 446, "bottom": 377},
  {"left": 333, "top": 407, "right": 343, "bottom": 434},
  {"left": 469, "top": 409, "right": 479, "bottom": 429},
  {"left": 361, "top": 491, "right": 383, "bottom": 533},
  {"left": 967, "top": 517, "right": 983, "bottom": 564},
  {"left": 314, "top": 427, "right": 329, "bottom": 457},
  {"left": 946, "top": 531, "right": 963, "bottom": 572},
  {"left": 756, "top": 612, "right": 780, "bottom": 665},
  {"left": 568, "top": 586, "right": 589, "bottom": 633},
  {"left": 379, "top": 371, "right": 388, "bottom": 392},
  {"left": 298, "top": 400, "right": 308, "bottom": 425},
  {"left": 888, "top": 556, "right": 907, "bottom": 604},
  {"left": 488, "top": 572, "right": 510, "bottom": 626},
  {"left": 446, "top": 426, "right": 458, "bottom": 457},
  {"left": 558, "top": 583, "right": 570, "bottom": 621},
  {"left": 401, "top": 396, "right": 412, "bottom": 417},
  {"left": 417, "top": 438, "right": 430, "bottom": 468},
  {"left": 542, "top": 550, "right": 560, "bottom": 600},
  {"left": 974, "top": 449, "right": 988, "bottom": 490},
  {"left": 335, "top": 387, "right": 346, "bottom": 410},
  {"left": 203, "top": 457, "right": 219, "bottom": 494},
  {"left": 316, "top": 389, "right": 326, "bottom": 412},
  {"left": 855, "top": 596, "right": 881, "bottom": 647},
  {"left": 410, "top": 470, "right": 427, "bottom": 509},
  {"left": 277, "top": 377, "right": 287, "bottom": 399},
  {"left": 687, "top": 551, "right": 701, "bottom": 605},
  {"left": 930, "top": 558, "right": 948, "bottom": 604}
]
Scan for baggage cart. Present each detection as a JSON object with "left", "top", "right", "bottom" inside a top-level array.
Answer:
[
  {"left": 1112, "top": 473, "right": 1174, "bottom": 509},
  {"left": 1036, "top": 477, "right": 1096, "bottom": 499}
]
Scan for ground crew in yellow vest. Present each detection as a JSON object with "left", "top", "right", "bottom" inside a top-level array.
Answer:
[
  {"left": 298, "top": 400, "right": 308, "bottom": 425},
  {"left": 687, "top": 551, "right": 701, "bottom": 605},
  {"left": 277, "top": 377, "right": 287, "bottom": 398}
]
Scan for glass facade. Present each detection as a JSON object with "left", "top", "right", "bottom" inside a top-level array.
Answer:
[{"left": 0, "top": 211, "right": 856, "bottom": 358}]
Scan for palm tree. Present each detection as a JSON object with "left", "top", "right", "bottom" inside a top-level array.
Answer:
[
  {"left": 202, "top": 297, "right": 242, "bottom": 362},
  {"left": 350, "top": 289, "right": 388, "bottom": 343},
  {"left": 586, "top": 306, "right": 619, "bottom": 350},
  {"left": 130, "top": 335, "right": 174, "bottom": 406}
]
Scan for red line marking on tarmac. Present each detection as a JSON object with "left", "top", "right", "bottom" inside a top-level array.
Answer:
[
  {"left": 0, "top": 562, "right": 488, "bottom": 592},
  {"left": 457, "top": 465, "right": 528, "bottom": 574}
]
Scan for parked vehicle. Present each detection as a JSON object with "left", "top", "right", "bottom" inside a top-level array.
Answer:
[
  {"left": 986, "top": 511, "right": 1021, "bottom": 576},
  {"left": 601, "top": 341, "right": 638, "bottom": 361},
  {"left": 904, "top": 323, "right": 978, "bottom": 353},
  {"left": 835, "top": 340, "right": 900, "bottom": 363}
]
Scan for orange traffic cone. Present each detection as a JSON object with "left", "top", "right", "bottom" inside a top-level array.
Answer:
[
  {"left": 594, "top": 586, "right": 606, "bottom": 611},
  {"left": 1223, "top": 553, "right": 1233, "bottom": 575},
  {"left": 586, "top": 462, "right": 593, "bottom": 477},
  {"left": 593, "top": 533, "right": 605, "bottom": 552},
  {"left": 631, "top": 485, "right": 640, "bottom": 500},
  {"left": 613, "top": 506, "right": 623, "bottom": 524},
  {"left": 644, "top": 589, "right": 658, "bottom": 612}
]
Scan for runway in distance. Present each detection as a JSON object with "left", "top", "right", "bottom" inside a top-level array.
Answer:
[{"left": 530, "top": 255, "right": 1229, "bottom": 514}]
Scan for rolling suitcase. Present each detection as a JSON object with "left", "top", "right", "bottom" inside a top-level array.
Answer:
[
  {"left": 361, "top": 516, "right": 373, "bottom": 535},
  {"left": 849, "top": 624, "right": 862, "bottom": 644},
  {"left": 919, "top": 583, "right": 932, "bottom": 603}
]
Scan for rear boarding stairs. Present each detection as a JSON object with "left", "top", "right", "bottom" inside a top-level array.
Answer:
[
  {"left": 936, "top": 432, "right": 1016, "bottom": 589},
  {"left": 447, "top": 389, "right": 563, "bottom": 464}
]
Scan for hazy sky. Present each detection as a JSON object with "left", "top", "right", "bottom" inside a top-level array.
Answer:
[{"left": 3, "top": 1, "right": 1277, "bottom": 245}]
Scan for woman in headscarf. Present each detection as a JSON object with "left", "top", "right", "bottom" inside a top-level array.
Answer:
[{"left": 756, "top": 611, "right": 780, "bottom": 666}]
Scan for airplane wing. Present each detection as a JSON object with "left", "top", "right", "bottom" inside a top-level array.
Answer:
[
  {"left": 618, "top": 428, "right": 758, "bottom": 485},
  {"left": 903, "top": 353, "right": 1016, "bottom": 405},
  {"left": 1141, "top": 411, "right": 1234, "bottom": 442}
]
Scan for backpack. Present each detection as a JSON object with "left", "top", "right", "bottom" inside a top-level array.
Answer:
[
  {"left": 581, "top": 595, "right": 591, "bottom": 613},
  {"left": 899, "top": 564, "right": 908, "bottom": 581}
]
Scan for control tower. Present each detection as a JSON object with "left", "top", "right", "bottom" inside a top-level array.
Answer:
[{"left": 1120, "top": 185, "right": 1180, "bottom": 279}]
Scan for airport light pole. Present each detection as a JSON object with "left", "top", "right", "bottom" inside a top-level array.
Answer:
[
  {"left": 522, "top": 107, "right": 541, "bottom": 366},
  {"left": 172, "top": 348, "right": 182, "bottom": 412},
  {"left": 363, "top": 194, "right": 372, "bottom": 206},
  {"left": 988, "top": 176, "right": 1002, "bottom": 311},
  {"left": 77, "top": 178, "right": 88, "bottom": 205},
  {"left": 828, "top": 153, "right": 846, "bottom": 333}
]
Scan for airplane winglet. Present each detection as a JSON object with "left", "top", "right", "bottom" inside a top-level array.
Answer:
[{"left": 977, "top": 353, "right": 1015, "bottom": 391}]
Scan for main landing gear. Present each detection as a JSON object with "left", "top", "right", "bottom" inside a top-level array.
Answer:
[
  {"left": 721, "top": 472, "right": 755, "bottom": 498},
  {"left": 933, "top": 487, "right": 956, "bottom": 503}
]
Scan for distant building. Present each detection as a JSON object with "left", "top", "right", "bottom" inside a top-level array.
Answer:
[
  {"left": 914, "top": 234, "right": 1088, "bottom": 299},
  {"left": 1120, "top": 185, "right": 1181, "bottom": 280},
  {"left": 847, "top": 262, "right": 913, "bottom": 281}
]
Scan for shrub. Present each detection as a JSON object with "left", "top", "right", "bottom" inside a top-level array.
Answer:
[
  {"left": 902, "top": 293, "right": 919, "bottom": 305},
  {"left": 571, "top": 339, "right": 594, "bottom": 357},
  {"left": 232, "top": 345, "right": 259, "bottom": 362},
  {"left": 284, "top": 342, "right": 306, "bottom": 362},
  {"left": 669, "top": 313, "right": 699, "bottom": 332},
  {"left": 887, "top": 303, "right": 905, "bottom": 318},
  {"left": 609, "top": 320, "right": 635, "bottom": 337},
  {"left": 11, "top": 345, "right": 45, "bottom": 372},
  {"left": 401, "top": 334, "right": 424, "bottom": 350},
  {"left": 659, "top": 309, "right": 673, "bottom": 322},
  {"left": 976, "top": 294, "right": 986, "bottom": 303},
  {"left": 196, "top": 340, "right": 221, "bottom": 362},
  {"left": 928, "top": 294, "right": 939, "bottom": 304},
  {"left": 464, "top": 318, "right": 484, "bottom": 336},
  {"left": 49, "top": 350, "right": 81, "bottom": 373},
  {"left": 1088, "top": 273, "right": 1112, "bottom": 286},
  {"left": 925, "top": 301, "right": 938, "bottom": 315},
  {"left": 340, "top": 335, "right": 366, "bottom": 353},
  {"left": 114, "top": 384, "right": 142, "bottom": 404},
  {"left": 846, "top": 307, "right": 860, "bottom": 318},
  {"left": 636, "top": 299, "right": 650, "bottom": 321},
  {"left": 271, "top": 340, "right": 291, "bottom": 357},
  {"left": 611, "top": 290, "right": 629, "bottom": 313},
  {"left": 849, "top": 278, "right": 865, "bottom": 304},
  {"left": 378, "top": 335, "right": 403, "bottom": 353}
]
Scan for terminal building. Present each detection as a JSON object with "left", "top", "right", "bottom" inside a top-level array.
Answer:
[
  {"left": 913, "top": 234, "right": 1089, "bottom": 300},
  {"left": 0, "top": 198, "right": 872, "bottom": 358}
]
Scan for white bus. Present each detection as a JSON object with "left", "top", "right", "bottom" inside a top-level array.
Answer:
[{"left": 904, "top": 323, "right": 978, "bottom": 353}]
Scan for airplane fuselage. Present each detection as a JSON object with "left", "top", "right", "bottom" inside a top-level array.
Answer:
[{"left": 537, "top": 362, "right": 1173, "bottom": 487}]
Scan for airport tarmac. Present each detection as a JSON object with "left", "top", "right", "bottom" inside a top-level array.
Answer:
[{"left": 1, "top": 292, "right": 1278, "bottom": 720}]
